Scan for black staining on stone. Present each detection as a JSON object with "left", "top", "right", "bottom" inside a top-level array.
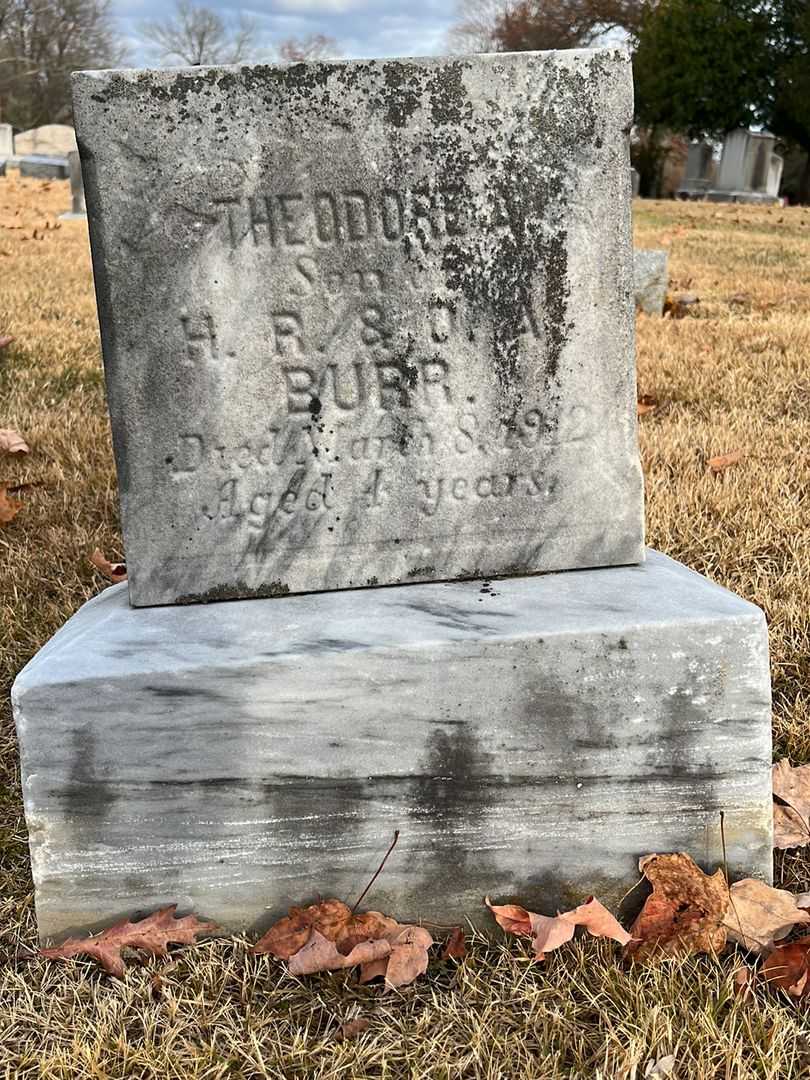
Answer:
[
  {"left": 408, "top": 725, "right": 497, "bottom": 892},
  {"left": 308, "top": 395, "right": 322, "bottom": 420},
  {"left": 63, "top": 726, "right": 119, "bottom": 820},
  {"left": 175, "top": 579, "right": 291, "bottom": 604},
  {"left": 407, "top": 565, "right": 435, "bottom": 578},
  {"left": 403, "top": 596, "right": 511, "bottom": 632},
  {"left": 378, "top": 63, "right": 423, "bottom": 128}
]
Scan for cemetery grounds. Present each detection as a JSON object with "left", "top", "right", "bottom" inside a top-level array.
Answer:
[{"left": 0, "top": 174, "right": 809, "bottom": 1079}]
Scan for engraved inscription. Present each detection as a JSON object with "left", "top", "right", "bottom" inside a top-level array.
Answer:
[{"left": 212, "top": 184, "right": 469, "bottom": 250}]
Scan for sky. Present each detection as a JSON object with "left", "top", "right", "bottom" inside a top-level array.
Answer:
[{"left": 115, "top": 0, "right": 460, "bottom": 66}]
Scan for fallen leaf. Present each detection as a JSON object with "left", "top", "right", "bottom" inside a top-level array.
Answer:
[
  {"left": 728, "top": 292, "right": 751, "bottom": 305},
  {"left": 0, "top": 335, "right": 13, "bottom": 350},
  {"left": 442, "top": 926, "right": 467, "bottom": 959},
  {"left": 762, "top": 935, "right": 810, "bottom": 999},
  {"left": 733, "top": 964, "right": 755, "bottom": 1000},
  {"left": 253, "top": 898, "right": 432, "bottom": 988},
  {"left": 644, "top": 1055, "right": 677, "bottom": 1077},
  {"left": 337, "top": 1017, "right": 370, "bottom": 1041},
  {"left": 0, "top": 486, "right": 22, "bottom": 524},
  {"left": 707, "top": 449, "right": 743, "bottom": 473},
  {"left": 384, "top": 925, "right": 433, "bottom": 988},
  {"left": 288, "top": 930, "right": 390, "bottom": 976},
  {"left": 773, "top": 759, "right": 810, "bottom": 849},
  {"left": 625, "top": 853, "right": 728, "bottom": 962},
  {"left": 40, "top": 906, "right": 218, "bottom": 977},
  {"left": 723, "top": 879, "right": 810, "bottom": 954},
  {"left": 0, "top": 429, "right": 29, "bottom": 454},
  {"left": 90, "top": 548, "right": 127, "bottom": 583},
  {"left": 637, "top": 394, "right": 659, "bottom": 416},
  {"left": 252, "top": 899, "right": 396, "bottom": 959},
  {"left": 488, "top": 896, "right": 630, "bottom": 960},
  {"left": 485, "top": 897, "right": 532, "bottom": 937}
]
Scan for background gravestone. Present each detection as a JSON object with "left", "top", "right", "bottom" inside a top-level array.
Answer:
[{"left": 73, "top": 50, "right": 644, "bottom": 607}]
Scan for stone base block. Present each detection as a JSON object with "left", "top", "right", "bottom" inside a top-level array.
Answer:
[{"left": 13, "top": 551, "right": 772, "bottom": 943}]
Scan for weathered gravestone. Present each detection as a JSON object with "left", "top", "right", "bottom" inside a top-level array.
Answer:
[
  {"left": 72, "top": 51, "right": 644, "bottom": 606},
  {"left": 634, "top": 249, "right": 668, "bottom": 316},
  {"left": 13, "top": 50, "right": 773, "bottom": 943},
  {"left": 60, "top": 150, "right": 86, "bottom": 219},
  {"left": 18, "top": 155, "right": 69, "bottom": 180},
  {"left": 0, "top": 123, "right": 12, "bottom": 159}
]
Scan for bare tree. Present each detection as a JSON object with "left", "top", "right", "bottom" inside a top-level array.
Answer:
[
  {"left": 276, "top": 33, "right": 340, "bottom": 63},
  {"left": 448, "top": 0, "right": 643, "bottom": 54},
  {"left": 139, "top": 0, "right": 259, "bottom": 67},
  {"left": 0, "top": 0, "right": 128, "bottom": 128}
]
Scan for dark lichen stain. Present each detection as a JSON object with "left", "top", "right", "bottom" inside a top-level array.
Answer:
[
  {"left": 175, "top": 579, "right": 291, "bottom": 604},
  {"left": 63, "top": 727, "right": 119, "bottom": 819}
]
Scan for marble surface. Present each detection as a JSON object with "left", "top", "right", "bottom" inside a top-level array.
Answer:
[
  {"left": 73, "top": 49, "right": 643, "bottom": 606},
  {"left": 14, "top": 552, "right": 772, "bottom": 942}
]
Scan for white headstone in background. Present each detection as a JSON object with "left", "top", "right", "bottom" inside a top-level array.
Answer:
[
  {"left": 0, "top": 124, "right": 13, "bottom": 159},
  {"left": 14, "top": 124, "right": 77, "bottom": 157}
]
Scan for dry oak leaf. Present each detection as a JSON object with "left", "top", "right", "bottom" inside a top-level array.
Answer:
[
  {"left": 0, "top": 429, "right": 29, "bottom": 454},
  {"left": 337, "top": 1017, "right": 371, "bottom": 1041},
  {"left": 40, "top": 905, "right": 218, "bottom": 977},
  {"left": 637, "top": 395, "right": 659, "bottom": 417},
  {"left": 772, "top": 759, "right": 810, "bottom": 850},
  {"left": 0, "top": 486, "right": 22, "bottom": 524},
  {"left": 253, "top": 899, "right": 433, "bottom": 988},
  {"left": 252, "top": 899, "right": 397, "bottom": 959},
  {"left": 707, "top": 449, "right": 743, "bottom": 474},
  {"left": 90, "top": 548, "right": 127, "bottom": 584},
  {"left": 442, "top": 926, "right": 467, "bottom": 959},
  {"left": 0, "top": 335, "right": 13, "bottom": 350},
  {"left": 625, "top": 853, "right": 728, "bottom": 962},
  {"left": 486, "top": 896, "right": 631, "bottom": 961},
  {"left": 723, "top": 878, "right": 810, "bottom": 955},
  {"left": 762, "top": 935, "right": 810, "bottom": 1000}
]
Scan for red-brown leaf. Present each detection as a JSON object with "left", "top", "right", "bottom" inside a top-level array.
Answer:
[
  {"left": 707, "top": 449, "right": 743, "bottom": 474},
  {"left": 90, "top": 548, "right": 127, "bottom": 584},
  {"left": 625, "top": 853, "right": 728, "bottom": 962},
  {"left": 762, "top": 935, "right": 810, "bottom": 999},
  {"left": 485, "top": 896, "right": 532, "bottom": 937},
  {"left": 0, "top": 486, "right": 22, "bottom": 524},
  {"left": 442, "top": 926, "right": 467, "bottom": 959},
  {"left": 40, "top": 905, "right": 217, "bottom": 977}
]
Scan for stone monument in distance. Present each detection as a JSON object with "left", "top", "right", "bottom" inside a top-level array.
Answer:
[{"left": 13, "top": 50, "right": 772, "bottom": 943}]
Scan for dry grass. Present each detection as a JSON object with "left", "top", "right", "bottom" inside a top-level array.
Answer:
[{"left": 1, "top": 175, "right": 809, "bottom": 1077}]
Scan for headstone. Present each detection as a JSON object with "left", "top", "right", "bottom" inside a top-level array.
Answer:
[
  {"left": 0, "top": 123, "right": 13, "bottom": 159},
  {"left": 60, "top": 150, "right": 86, "bottom": 219},
  {"left": 72, "top": 51, "right": 644, "bottom": 607},
  {"left": 634, "top": 249, "right": 668, "bottom": 316},
  {"left": 631, "top": 167, "right": 640, "bottom": 196},
  {"left": 18, "top": 155, "right": 69, "bottom": 180},
  {"left": 677, "top": 140, "right": 715, "bottom": 199},
  {"left": 13, "top": 123, "right": 76, "bottom": 158},
  {"left": 708, "top": 129, "right": 783, "bottom": 205},
  {"left": 13, "top": 50, "right": 773, "bottom": 944},
  {"left": 14, "top": 551, "right": 772, "bottom": 941}
]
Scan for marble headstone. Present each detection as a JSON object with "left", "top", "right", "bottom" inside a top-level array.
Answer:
[
  {"left": 634, "top": 250, "right": 669, "bottom": 316},
  {"left": 73, "top": 50, "right": 644, "bottom": 607},
  {"left": 13, "top": 552, "right": 772, "bottom": 941},
  {"left": 0, "top": 123, "right": 12, "bottom": 159}
]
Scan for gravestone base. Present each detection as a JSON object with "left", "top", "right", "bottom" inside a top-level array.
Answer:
[
  {"left": 705, "top": 190, "right": 781, "bottom": 205},
  {"left": 13, "top": 551, "right": 772, "bottom": 944}
]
